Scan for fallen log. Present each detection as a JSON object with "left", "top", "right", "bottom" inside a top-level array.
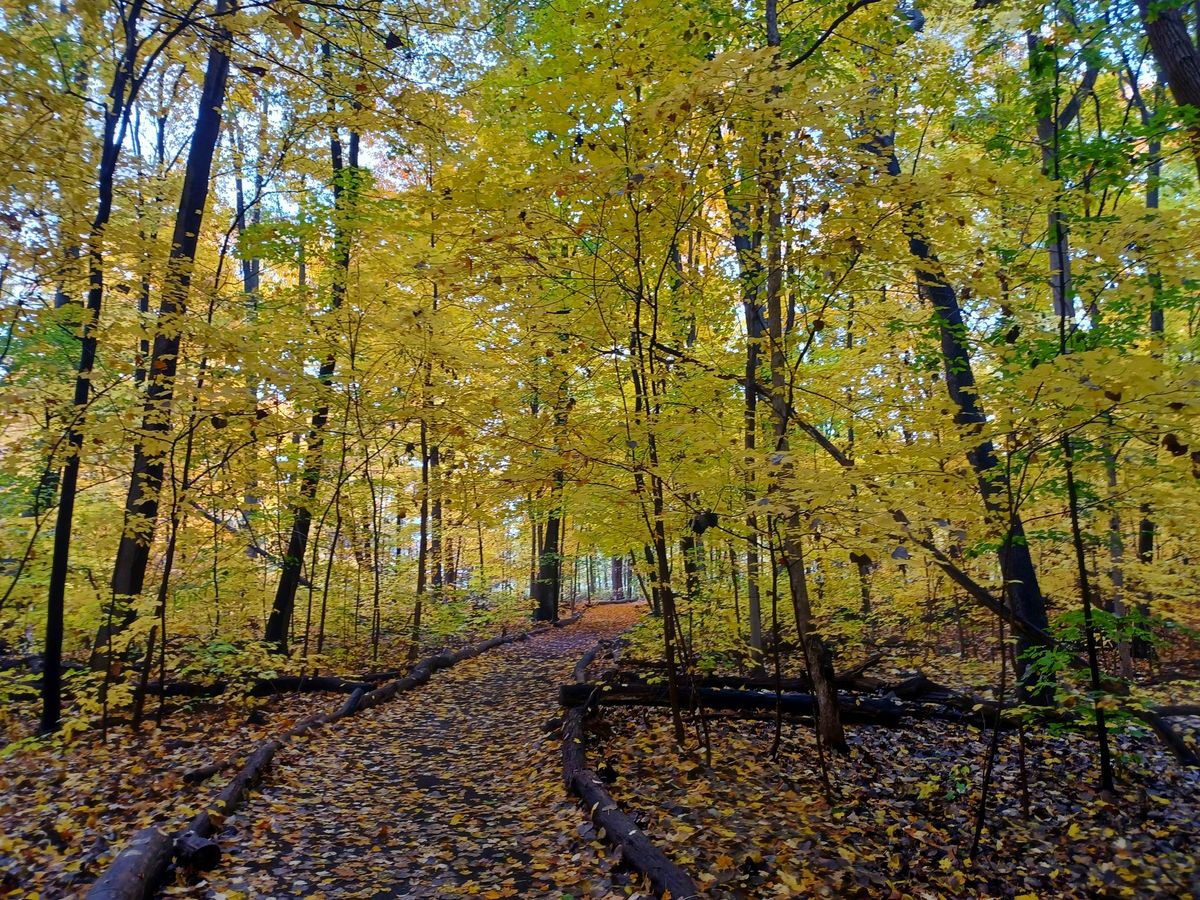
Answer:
[
  {"left": 880, "top": 673, "right": 991, "bottom": 711},
  {"left": 841, "top": 651, "right": 885, "bottom": 680},
  {"left": 1132, "top": 710, "right": 1200, "bottom": 768},
  {"left": 870, "top": 678, "right": 1199, "bottom": 766},
  {"left": 562, "top": 682, "right": 908, "bottom": 726},
  {"left": 149, "top": 674, "right": 372, "bottom": 699},
  {"left": 173, "top": 830, "right": 220, "bottom": 871},
  {"left": 331, "top": 687, "right": 366, "bottom": 721},
  {"left": 573, "top": 678, "right": 1200, "bottom": 769},
  {"left": 615, "top": 670, "right": 880, "bottom": 694},
  {"left": 178, "top": 738, "right": 283, "bottom": 864},
  {"left": 357, "top": 615, "right": 580, "bottom": 682},
  {"left": 89, "top": 616, "right": 575, "bottom": 898},
  {"left": 85, "top": 827, "right": 173, "bottom": 900},
  {"left": 563, "top": 704, "right": 699, "bottom": 898},
  {"left": 250, "top": 675, "right": 372, "bottom": 696},
  {"left": 1154, "top": 703, "right": 1200, "bottom": 717},
  {"left": 283, "top": 711, "right": 330, "bottom": 738},
  {"left": 574, "top": 640, "right": 613, "bottom": 684},
  {"left": 623, "top": 651, "right": 884, "bottom": 693},
  {"left": 1143, "top": 661, "right": 1200, "bottom": 686},
  {"left": 181, "top": 757, "right": 236, "bottom": 785}
]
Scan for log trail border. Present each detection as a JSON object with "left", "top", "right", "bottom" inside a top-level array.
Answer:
[
  {"left": 86, "top": 612, "right": 582, "bottom": 900},
  {"left": 561, "top": 640, "right": 701, "bottom": 900},
  {"left": 557, "top": 655, "right": 1198, "bottom": 898}
]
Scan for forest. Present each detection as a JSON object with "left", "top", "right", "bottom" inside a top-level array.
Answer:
[{"left": 0, "top": 0, "right": 1198, "bottom": 895}]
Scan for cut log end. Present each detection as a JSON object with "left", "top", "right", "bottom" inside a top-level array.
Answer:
[
  {"left": 84, "top": 826, "right": 172, "bottom": 900},
  {"left": 174, "top": 830, "right": 220, "bottom": 871}
]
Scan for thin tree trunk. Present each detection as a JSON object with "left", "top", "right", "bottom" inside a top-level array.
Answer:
[
  {"left": 430, "top": 443, "right": 443, "bottom": 596},
  {"left": 265, "top": 49, "right": 357, "bottom": 652},
  {"left": 724, "top": 124, "right": 766, "bottom": 671},
  {"left": 875, "top": 133, "right": 1051, "bottom": 698},
  {"left": 412, "top": 420, "right": 429, "bottom": 659},
  {"left": 316, "top": 513, "right": 340, "bottom": 654},
  {"left": 762, "top": 0, "right": 844, "bottom": 750},
  {"left": 41, "top": 0, "right": 146, "bottom": 734},
  {"left": 1063, "top": 436, "right": 1116, "bottom": 793},
  {"left": 1104, "top": 445, "right": 1134, "bottom": 678},
  {"left": 1131, "top": 77, "right": 1163, "bottom": 658}
]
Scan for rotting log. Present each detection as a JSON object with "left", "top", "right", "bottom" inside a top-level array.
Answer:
[
  {"left": 85, "top": 826, "right": 173, "bottom": 900},
  {"left": 563, "top": 704, "right": 700, "bottom": 898}
]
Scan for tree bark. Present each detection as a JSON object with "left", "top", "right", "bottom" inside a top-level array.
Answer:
[
  {"left": 265, "top": 52, "right": 358, "bottom": 651},
  {"left": 561, "top": 706, "right": 700, "bottom": 899},
  {"left": 96, "top": 0, "right": 232, "bottom": 664},
  {"left": 84, "top": 826, "right": 173, "bottom": 899},
  {"left": 761, "top": 7, "right": 846, "bottom": 751},
  {"left": 533, "top": 471, "right": 563, "bottom": 622},
  {"left": 41, "top": 0, "right": 146, "bottom": 734},
  {"left": 1138, "top": 0, "right": 1200, "bottom": 181},
  {"left": 874, "top": 134, "right": 1051, "bottom": 697}
]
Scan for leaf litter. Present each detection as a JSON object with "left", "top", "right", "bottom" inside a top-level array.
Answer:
[
  {"left": 177, "top": 604, "right": 644, "bottom": 899},
  {"left": 590, "top": 703, "right": 1200, "bottom": 898}
]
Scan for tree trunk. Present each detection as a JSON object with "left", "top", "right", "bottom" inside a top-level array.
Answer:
[
  {"left": 761, "top": 2, "right": 846, "bottom": 751},
  {"left": 265, "top": 53, "right": 358, "bottom": 652},
  {"left": 610, "top": 554, "right": 624, "bottom": 601},
  {"left": 1132, "top": 84, "right": 1163, "bottom": 659},
  {"left": 723, "top": 94, "right": 767, "bottom": 673},
  {"left": 1104, "top": 446, "right": 1134, "bottom": 678},
  {"left": 430, "top": 443, "right": 443, "bottom": 596},
  {"left": 95, "top": 0, "right": 232, "bottom": 665},
  {"left": 533, "top": 472, "right": 563, "bottom": 622},
  {"left": 1137, "top": 0, "right": 1200, "bottom": 181},
  {"left": 876, "top": 134, "right": 1051, "bottom": 698},
  {"left": 41, "top": 0, "right": 146, "bottom": 734}
]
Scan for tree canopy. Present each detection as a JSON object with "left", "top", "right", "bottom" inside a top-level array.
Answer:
[{"left": 0, "top": 0, "right": 1199, "bottom": 893}]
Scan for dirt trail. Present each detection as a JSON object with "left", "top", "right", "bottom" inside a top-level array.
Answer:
[{"left": 182, "top": 604, "right": 643, "bottom": 899}]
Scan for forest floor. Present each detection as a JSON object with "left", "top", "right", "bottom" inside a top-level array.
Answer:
[
  {"left": 2, "top": 607, "right": 1198, "bottom": 899},
  {"left": 171, "top": 603, "right": 643, "bottom": 899},
  {"left": 591, "top": 688, "right": 1200, "bottom": 899},
  {"left": 0, "top": 675, "right": 335, "bottom": 897},
  {"left": 0, "top": 607, "right": 620, "bottom": 899}
]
